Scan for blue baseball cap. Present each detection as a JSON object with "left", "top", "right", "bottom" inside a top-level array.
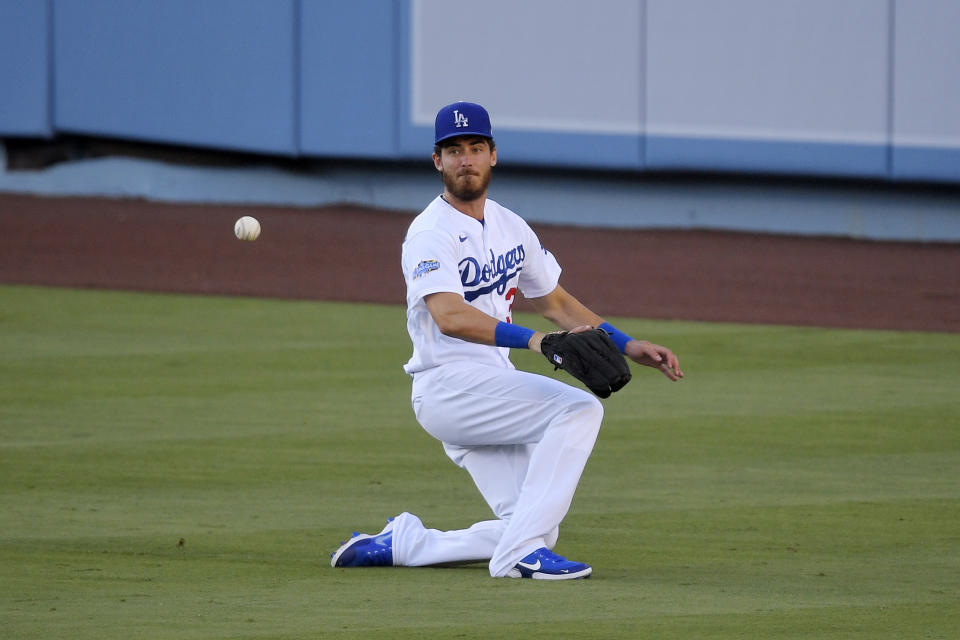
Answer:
[{"left": 434, "top": 101, "right": 493, "bottom": 144}]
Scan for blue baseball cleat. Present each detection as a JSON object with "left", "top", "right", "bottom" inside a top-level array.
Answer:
[
  {"left": 505, "top": 547, "right": 592, "bottom": 580},
  {"left": 330, "top": 518, "right": 394, "bottom": 568}
]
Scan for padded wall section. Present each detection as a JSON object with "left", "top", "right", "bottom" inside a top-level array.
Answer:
[
  {"left": 0, "top": 0, "right": 52, "bottom": 136},
  {"left": 401, "top": 0, "right": 643, "bottom": 168},
  {"left": 645, "top": 0, "right": 890, "bottom": 177},
  {"left": 4, "top": 0, "right": 960, "bottom": 186},
  {"left": 52, "top": 0, "right": 297, "bottom": 154},
  {"left": 299, "top": 0, "right": 398, "bottom": 157},
  {"left": 891, "top": 0, "right": 960, "bottom": 182}
]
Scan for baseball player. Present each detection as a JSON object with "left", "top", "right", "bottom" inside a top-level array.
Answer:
[{"left": 331, "top": 101, "right": 683, "bottom": 580}]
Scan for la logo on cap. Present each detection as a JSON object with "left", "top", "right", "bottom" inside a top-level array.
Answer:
[{"left": 434, "top": 101, "right": 492, "bottom": 144}]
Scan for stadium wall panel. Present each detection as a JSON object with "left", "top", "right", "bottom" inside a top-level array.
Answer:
[
  {"left": 52, "top": 0, "right": 297, "bottom": 154},
  {"left": 1, "top": 0, "right": 959, "bottom": 185},
  {"left": 0, "top": 0, "right": 52, "bottom": 136}
]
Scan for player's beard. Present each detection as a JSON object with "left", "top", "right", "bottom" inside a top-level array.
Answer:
[{"left": 442, "top": 166, "right": 491, "bottom": 202}]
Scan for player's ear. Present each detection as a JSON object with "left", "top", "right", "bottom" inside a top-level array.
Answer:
[
  {"left": 432, "top": 152, "right": 443, "bottom": 171},
  {"left": 490, "top": 148, "right": 497, "bottom": 167}
]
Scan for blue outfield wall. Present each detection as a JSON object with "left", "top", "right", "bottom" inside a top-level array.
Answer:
[
  {"left": 0, "top": 0, "right": 52, "bottom": 137},
  {"left": 893, "top": 147, "right": 960, "bottom": 184},
  {"left": 298, "top": 0, "right": 398, "bottom": 158},
  {"left": 1, "top": 0, "right": 959, "bottom": 186},
  {"left": 53, "top": 0, "right": 298, "bottom": 155},
  {"left": 644, "top": 137, "right": 891, "bottom": 180}
]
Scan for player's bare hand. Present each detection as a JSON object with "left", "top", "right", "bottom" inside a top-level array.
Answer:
[{"left": 625, "top": 340, "right": 683, "bottom": 381}]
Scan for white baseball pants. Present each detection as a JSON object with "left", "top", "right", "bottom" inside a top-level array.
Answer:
[{"left": 393, "top": 361, "right": 603, "bottom": 577}]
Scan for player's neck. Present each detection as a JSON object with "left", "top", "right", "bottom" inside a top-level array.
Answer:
[{"left": 441, "top": 191, "right": 486, "bottom": 221}]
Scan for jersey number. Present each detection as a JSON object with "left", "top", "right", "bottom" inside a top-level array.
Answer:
[{"left": 505, "top": 287, "right": 517, "bottom": 324}]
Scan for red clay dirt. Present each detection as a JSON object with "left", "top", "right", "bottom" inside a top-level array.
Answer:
[{"left": 2, "top": 192, "right": 958, "bottom": 332}]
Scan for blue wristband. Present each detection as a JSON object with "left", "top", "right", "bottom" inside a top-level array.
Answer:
[
  {"left": 495, "top": 321, "right": 536, "bottom": 349},
  {"left": 599, "top": 322, "right": 634, "bottom": 354}
]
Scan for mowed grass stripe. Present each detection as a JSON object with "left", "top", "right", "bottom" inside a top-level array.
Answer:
[{"left": 1, "top": 285, "right": 957, "bottom": 639}]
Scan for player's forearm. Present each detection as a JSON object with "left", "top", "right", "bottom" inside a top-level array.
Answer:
[
  {"left": 425, "top": 292, "right": 500, "bottom": 344},
  {"left": 430, "top": 299, "right": 546, "bottom": 350},
  {"left": 435, "top": 306, "right": 500, "bottom": 345}
]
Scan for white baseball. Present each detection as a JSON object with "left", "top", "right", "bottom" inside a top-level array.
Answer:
[{"left": 234, "top": 216, "right": 261, "bottom": 241}]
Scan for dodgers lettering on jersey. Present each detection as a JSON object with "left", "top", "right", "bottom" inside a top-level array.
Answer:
[
  {"left": 401, "top": 196, "right": 562, "bottom": 375},
  {"left": 460, "top": 245, "right": 525, "bottom": 301}
]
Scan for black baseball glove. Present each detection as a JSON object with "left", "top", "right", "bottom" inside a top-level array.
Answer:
[{"left": 540, "top": 328, "right": 632, "bottom": 398}]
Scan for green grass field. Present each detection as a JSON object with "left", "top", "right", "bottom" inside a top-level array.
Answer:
[{"left": 2, "top": 284, "right": 958, "bottom": 639}]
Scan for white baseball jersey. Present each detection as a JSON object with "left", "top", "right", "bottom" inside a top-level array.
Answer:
[{"left": 402, "top": 195, "right": 562, "bottom": 374}]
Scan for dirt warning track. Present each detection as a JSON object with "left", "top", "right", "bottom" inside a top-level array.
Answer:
[{"left": 2, "top": 192, "right": 957, "bottom": 332}]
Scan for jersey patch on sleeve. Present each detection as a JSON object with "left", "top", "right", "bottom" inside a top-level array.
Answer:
[{"left": 412, "top": 259, "right": 441, "bottom": 280}]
